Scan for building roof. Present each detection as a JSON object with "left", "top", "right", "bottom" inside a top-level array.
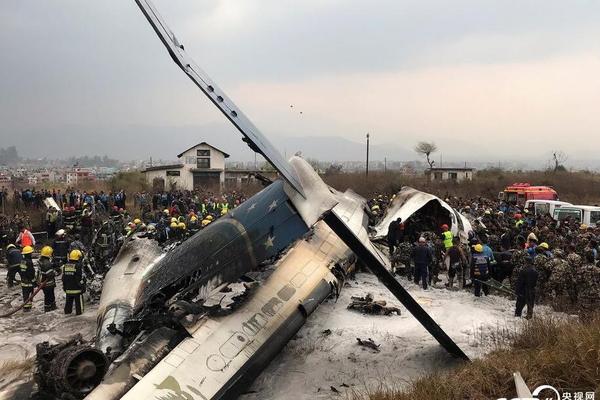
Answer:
[
  {"left": 142, "top": 164, "right": 184, "bottom": 172},
  {"left": 176, "top": 142, "right": 230, "bottom": 159},
  {"left": 427, "top": 167, "right": 474, "bottom": 172}
]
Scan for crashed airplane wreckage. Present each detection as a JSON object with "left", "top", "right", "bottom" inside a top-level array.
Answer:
[
  {"left": 373, "top": 186, "right": 474, "bottom": 242},
  {"left": 35, "top": 1, "right": 472, "bottom": 399}
]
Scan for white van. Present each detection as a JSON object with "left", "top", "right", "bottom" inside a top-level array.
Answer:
[
  {"left": 525, "top": 200, "right": 572, "bottom": 217},
  {"left": 553, "top": 205, "right": 600, "bottom": 227}
]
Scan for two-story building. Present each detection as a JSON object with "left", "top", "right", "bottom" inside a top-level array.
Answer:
[{"left": 143, "top": 142, "right": 230, "bottom": 191}]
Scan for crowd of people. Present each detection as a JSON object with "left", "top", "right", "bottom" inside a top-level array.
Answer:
[
  {"left": 3, "top": 185, "right": 599, "bottom": 320},
  {"left": 380, "top": 194, "right": 600, "bottom": 318},
  {"left": 1, "top": 187, "right": 248, "bottom": 315}
]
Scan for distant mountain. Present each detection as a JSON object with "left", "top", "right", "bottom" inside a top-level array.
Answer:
[
  {"left": 9, "top": 123, "right": 414, "bottom": 163},
  {"left": 271, "top": 136, "right": 414, "bottom": 162}
]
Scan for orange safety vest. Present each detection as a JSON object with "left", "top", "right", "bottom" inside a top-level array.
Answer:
[{"left": 21, "top": 230, "right": 33, "bottom": 247}]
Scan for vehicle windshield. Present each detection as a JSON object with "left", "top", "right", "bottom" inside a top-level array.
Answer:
[
  {"left": 590, "top": 211, "right": 600, "bottom": 225},
  {"left": 506, "top": 192, "right": 518, "bottom": 203},
  {"left": 554, "top": 209, "right": 582, "bottom": 222},
  {"left": 535, "top": 203, "right": 550, "bottom": 215}
]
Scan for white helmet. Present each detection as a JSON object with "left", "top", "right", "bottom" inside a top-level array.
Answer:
[{"left": 56, "top": 229, "right": 66, "bottom": 237}]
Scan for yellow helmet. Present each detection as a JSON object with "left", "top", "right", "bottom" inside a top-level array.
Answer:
[
  {"left": 201, "top": 219, "right": 210, "bottom": 227},
  {"left": 133, "top": 218, "right": 142, "bottom": 225},
  {"left": 221, "top": 208, "right": 228, "bottom": 215},
  {"left": 171, "top": 217, "right": 177, "bottom": 223},
  {"left": 170, "top": 222, "right": 178, "bottom": 229},
  {"left": 580, "top": 224, "right": 589, "bottom": 230},
  {"left": 206, "top": 215, "right": 214, "bottom": 221},
  {"left": 178, "top": 222, "right": 186, "bottom": 230},
  {"left": 473, "top": 244, "right": 484, "bottom": 253},
  {"left": 69, "top": 249, "right": 82, "bottom": 261},
  {"left": 22, "top": 245, "right": 34, "bottom": 255},
  {"left": 6, "top": 244, "right": 16, "bottom": 250},
  {"left": 539, "top": 242, "right": 549, "bottom": 250},
  {"left": 190, "top": 216, "right": 198, "bottom": 222},
  {"left": 41, "top": 246, "right": 54, "bottom": 257}
]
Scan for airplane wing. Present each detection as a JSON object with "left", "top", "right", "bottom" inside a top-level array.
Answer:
[
  {"left": 134, "top": 0, "right": 305, "bottom": 197},
  {"left": 323, "top": 209, "right": 470, "bottom": 360}
]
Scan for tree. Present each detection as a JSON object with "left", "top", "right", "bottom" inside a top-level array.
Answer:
[
  {"left": 551, "top": 151, "right": 568, "bottom": 172},
  {"left": 414, "top": 141, "right": 438, "bottom": 169},
  {"left": 324, "top": 163, "right": 343, "bottom": 176},
  {"left": 0, "top": 146, "right": 20, "bottom": 165}
]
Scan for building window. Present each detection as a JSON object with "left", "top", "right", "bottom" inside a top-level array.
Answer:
[
  {"left": 166, "top": 170, "right": 180, "bottom": 176},
  {"left": 197, "top": 149, "right": 210, "bottom": 157},
  {"left": 434, "top": 172, "right": 442, "bottom": 180},
  {"left": 449, "top": 172, "right": 458, "bottom": 180},
  {"left": 197, "top": 158, "right": 210, "bottom": 169}
]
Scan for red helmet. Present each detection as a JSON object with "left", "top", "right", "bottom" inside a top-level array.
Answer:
[
  {"left": 514, "top": 213, "right": 522, "bottom": 219},
  {"left": 441, "top": 224, "right": 449, "bottom": 231}
]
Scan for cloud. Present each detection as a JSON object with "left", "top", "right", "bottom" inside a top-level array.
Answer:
[
  {"left": 1, "top": 0, "right": 600, "bottom": 164},
  {"left": 233, "top": 52, "right": 600, "bottom": 161}
]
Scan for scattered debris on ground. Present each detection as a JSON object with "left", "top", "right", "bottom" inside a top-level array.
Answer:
[
  {"left": 356, "top": 337, "right": 381, "bottom": 353},
  {"left": 348, "top": 293, "right": 401, "bottom": 315}
]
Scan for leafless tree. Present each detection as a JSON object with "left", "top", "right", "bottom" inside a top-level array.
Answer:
[
  {"left": 414, "top": 141, "right": 438, "bottom": 169},
  {"left": 552, "top": 151, "right": 568, "bottom": 172}
]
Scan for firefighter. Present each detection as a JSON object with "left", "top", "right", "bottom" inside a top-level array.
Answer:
[
  {"left": 62, "top": 249, "right": 85, "bottom": 315},
  {"left": 471, "top": 244, "right": 490, "bottom": 297},
  {"left": 37, "top": 245, "right": 58, "bottom": 312},
  {"left": 52, "top": 229, "right": 70, "bottom": 269},
  {"left": 178, "top": 222, "right": 187, "bottom": 239},
  {"left": 80, "top": 204, "right": 94, "bottom": 247},
  {"left": 6, "top": 244, "right": 22, "bottom": 287},
  {"left": 20, "top": 245, "right": 36, "bottom": 312},
  {"left": 188, "top": 215, "right": 200, "bottom": 235}
]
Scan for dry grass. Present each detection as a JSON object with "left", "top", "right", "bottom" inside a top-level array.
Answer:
[
  {"left": 357, "top": 315, "right": 600, "bottom": 400},
  {"left": 0, "top": 357, "right": 35, "bottom": 391},
  {"left": 324, "top": 169, "right": 600, "bottom": 204}
]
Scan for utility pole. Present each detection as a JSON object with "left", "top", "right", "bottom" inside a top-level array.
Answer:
[
  {"left": 366, "top": 133, "right": 370, "bottom": 177},
  {"left": 384, "top": 157, "right": 387, "bottom": 174}
]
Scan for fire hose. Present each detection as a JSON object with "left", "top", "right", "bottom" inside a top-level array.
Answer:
[{"left": 0, "top": 280, "right": 47, "bottom": 318}]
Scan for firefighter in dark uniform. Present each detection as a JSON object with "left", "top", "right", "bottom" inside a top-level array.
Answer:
[
  {"left": 471, "top": 243, "right": 490, "bottom": 297},
  {"left": 37, "top": 245, "right": 58, "bottom": 312},
  {"left": 515, "top": 258, "right": 538, "bottom": 319},
  {"left": 6, "top": 244, "right": 22, "bottom": 287},
  {"left": 20, "top": 245, "right": 36, "bottom": 312},
  {"left": 52, "top": 229, "right": 70, "bottom": 269},
  {"left": 62, "top": 249, "right": 85, "bottom": 315}
]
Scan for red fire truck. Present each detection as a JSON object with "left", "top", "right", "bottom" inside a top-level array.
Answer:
[{"left": 498, "top": 183, "right": 559, "bottom": 205}]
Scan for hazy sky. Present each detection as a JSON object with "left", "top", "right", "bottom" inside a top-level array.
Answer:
[{"left": 1, "top": 0, "right": 600, "bottom": 164}]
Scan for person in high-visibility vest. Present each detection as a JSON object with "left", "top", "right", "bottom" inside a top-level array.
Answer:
[
  {"left": 62, "top": 249, "right": 85, "bottom": 315},
  {"left": 20, "top": 246, "right": 36, "bottom": 312},
  {"left": 440, "top": 224, "right": 453, "bottom": 250},
  {"left": 16, "top": 226, "right": 35, "bottom": 248}
]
